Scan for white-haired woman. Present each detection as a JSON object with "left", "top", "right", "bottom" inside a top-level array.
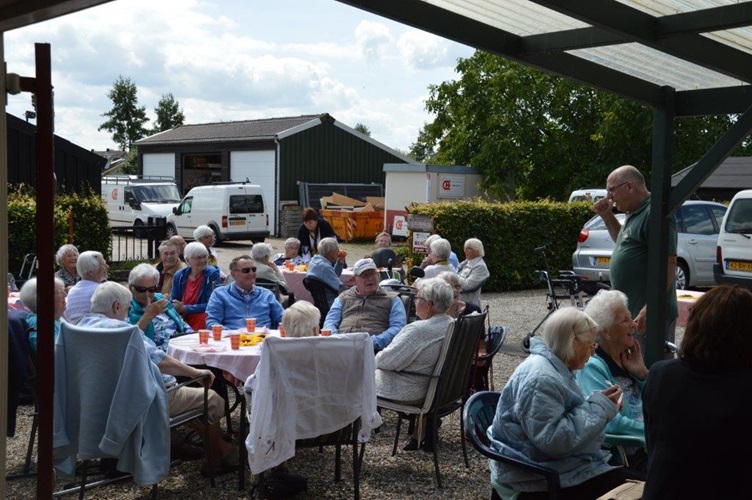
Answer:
[
  {"left": 438, "top": 271, "right": 481, "bottom": 318},
  {"left": 20, "top": 277, "right": 67, "bottom": 352},
  {"left": 577, "top": 289, "right": 649, "bottom": 468},
  {"left": 488, "top": 308, "right": 641, "bottom": 499},
  {"left": 457, "top": 238, "right": 490, "bottom": 306},
  {"left": 272, "top": 238, "right": 306, "bottom": 266},
  {"left": 281, "top": 301, "right": 320, "bottom": 338},
  {"left": 65, "top": 251, "right": 109, "bottom": 324},
  {"left": 54, "top": 244, "right": 80, "bottom": 289},
  {"left": 422, "top": 238, "right": 456, "bottom": 279},
  {"left": 375, "top": 278, "right": 455, "bottom": 451},
  {"left": 252, "top": 243, "right": 288, "bottom": 288},
  {"left": 170, "top": 242, "right": 221, "bottom": 330}
]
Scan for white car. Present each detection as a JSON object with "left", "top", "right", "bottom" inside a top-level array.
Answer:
[
  {"left": 572, "top": 200, "right": 727, "bottom": 290},
  {"left": 714, "top": 189, "right": 752, "bottom": 288}
]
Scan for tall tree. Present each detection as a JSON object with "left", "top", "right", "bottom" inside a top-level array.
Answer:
[
  {"left": 411, "top": 51, "right": 751, "bottom": 200},
  {"left": 99, "top": 75, "right": 149, "bottom": 151},
  {"left": 354, "top": 122, "right": 371, "bottom": 136},
  {"left": 153, "top": 93, "right": 185, "bottom": 133}
]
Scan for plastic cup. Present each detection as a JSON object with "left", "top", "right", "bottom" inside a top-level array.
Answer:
[
  {"left": 320, "top": 329, "right": 332, "bottom": 337},
  {"left": 245, "top": 318, "right": 256, "bottom": 333},
  {"left": 212, "top": 328, "right": 222, "bottom": 342},
  {"left": 285, "top": 261, "right": 294, "bottom": 271},
  {"left": 279, "top": 322, "right": 286, "bottom": 337},
  {"left": 230, "top": 333, "right": 240, "bottom": 350},
  {"left": 198, "top": 329, "right": 209, "bottom": 344}
]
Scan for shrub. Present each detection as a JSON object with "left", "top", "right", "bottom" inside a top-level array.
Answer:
[{"left": 408, "top": 199, "right": 593, "bottom": 291}]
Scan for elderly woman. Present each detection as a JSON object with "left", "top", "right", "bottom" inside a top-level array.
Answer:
[
  {"left": 457, "top": 238, "right": 490, "bottom": 306},
  {"left": 252, "top": 243, "right": 288, "bottom": 288},
  {"left": 375, "top": 232, "right": 392, "bottom": 249},
  {"left": 420, "top": 234, "right": 459, "bottom": 270},
  {"left": 128, "top": 263, "right": 192, "bottom": 352},
  {"left": 20, "top": 277, "right": 67, "bottom": 352},
  {"left": 282, "top": 301, "right": 320, "bottom": 338},
  {"left": 375, "top": 278, "right": 455, "bottom": 451},
  {"left": 577, "top": 289, "right": 649, "bottom": 466},
  {"left": 295, "top": 207, "right": 339, "bottom": 260},
  {"left": 305, "top": 237, "right": 348, "bottom": 295},
  {"left": 438, "top": 271, "right": 481, "bottom": 318},
  {"left": 170, "top": 242, "right": 221, "bottom": 331},
  {"left": 193, "top": 225, "right": 226, "bottom": 282},
  {"left": 643, "top": 284, "right": 752, "bottom": 499},
  {"left": 488, "top": 307, "right": 641, "bottom": 499},
  {"left": 422, "top": 238, "right": 456, "bottom": 279},
  {"left": 65, "top": 251, "right": 109, "bottom": 324},
  {"left": 273, "top": 237, "right": 307, "bottom": 266},
  {"left": 54, "top": 244, "right": 80, "bottom": 288},
  {"left": 155, "top": 240, "right": 186, "bottom": 297}
]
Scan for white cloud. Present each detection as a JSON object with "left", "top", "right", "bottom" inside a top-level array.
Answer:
[
  {"left": 397, "top": 30, "right": 458, "bottom": 71},
  {"left": 355, "top": 21, "right": 393, "bottom": 63}
]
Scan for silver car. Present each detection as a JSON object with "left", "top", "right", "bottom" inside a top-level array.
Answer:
[{"left": 572, "top": 200, "right": 727, "bottom": 290}]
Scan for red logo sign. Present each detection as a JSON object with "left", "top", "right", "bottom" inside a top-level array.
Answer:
[
  {"left": 111, "top": 188, "right": 118, "bottom": 200},
  {"left": 395, "top": 220, "right": 403, "bottom": 230},
  {"left": 442, "top": 179, "right": 451, "bottom": 191}
]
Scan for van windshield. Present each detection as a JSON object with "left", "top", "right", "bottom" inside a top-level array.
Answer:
[
  {"left": 134, "top": 185, "right": 181, "bottom": 203},
  {"left": 230, "top": 195, "right": 264, "bottom": 214}
]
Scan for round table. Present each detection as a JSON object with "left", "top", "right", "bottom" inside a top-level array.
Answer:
[
  {"left": 168, "top": 331, "right": 280, "bottom": 383},
  {"left": 282, "top": 269, "right": 354, "bottom": 304}
]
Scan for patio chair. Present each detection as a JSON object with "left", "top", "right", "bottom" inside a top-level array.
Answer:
[
  {"left": 302, "top": 276, "right": 339, "bottom": 326},
  {"left": 243, "top": 332, "right": 381, "bottom": 499},
  {"left": 52, "top": 322, "right": 214, "bottom": 498},
  {"left": 470, "top": 307, "right": 508, "bottom": 392},
  {"left": 378, "top": 311, "right": 487, "bottom": 487},
  {"left": 463, "top": 391, "right": 560, "bottom": 500}
]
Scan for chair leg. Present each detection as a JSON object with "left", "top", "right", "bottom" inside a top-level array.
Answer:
[
  {"left": 460, "top": 404, "right": 469, "bottom": 468},
  {"left": 24, "top": 408, "right": 38, "bottom": 475},
  {"left": 79, "top": 460, "right": 90, "bottom": 500},
  {"left": 391, "top": 414, "right": 402, "bottom": 457},
  {"left": 238, "top": 392, "right": 247, "bottom": 491},
  {"left": 334, "top": 444, "right": 342, "bottom": 482},
  {"left": 430, "top": 415, "right": 442, "bottom": 489}
]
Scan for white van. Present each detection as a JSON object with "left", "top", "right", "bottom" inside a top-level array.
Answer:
[
  {"left": 102, "top": 176, "right": 181, "bottom": 230},
  {"left": 166, "top": 182, "right": 269, "bottom": 243},
  {"left": 568, "top": 188, "right": 608, "bottom": 203},
  {"left": 714, "top": 189, "right": 752, "bottom": 288}
]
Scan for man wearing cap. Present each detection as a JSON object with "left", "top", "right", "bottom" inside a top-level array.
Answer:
[{"left": 323, "top": 258, "right": 407, "bottom": 352}]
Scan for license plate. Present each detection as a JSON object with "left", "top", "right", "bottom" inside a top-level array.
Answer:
[
  {"left": 728, "top": 260, "right": 752, "bottom": 272},
  {"left": 595, "top": 257, "right": 611, "bottom": 266},
  {"left": 230, "top": 220, "right": 245, "bottom": 226}
]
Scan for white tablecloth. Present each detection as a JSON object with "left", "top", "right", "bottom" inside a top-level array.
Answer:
[{"left": 282, "top": 269, "right": 354, "bottom": 304}]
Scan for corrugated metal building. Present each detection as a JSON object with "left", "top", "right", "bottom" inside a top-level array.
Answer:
[{"left": 135, "top": 113, "right": 413, "bottom": 235}]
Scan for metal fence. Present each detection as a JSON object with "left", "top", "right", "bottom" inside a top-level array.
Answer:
[{"left": 110, "top": 219, "right": 167, "bottom": 264}]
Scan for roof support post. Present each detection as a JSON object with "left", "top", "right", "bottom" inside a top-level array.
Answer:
[{"left": 645, "top": 87, "right": 675, "bottom": 366}]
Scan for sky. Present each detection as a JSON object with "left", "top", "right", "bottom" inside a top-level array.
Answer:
[{"left": 3, "top": 0, "right": 475, "bottom": 153}]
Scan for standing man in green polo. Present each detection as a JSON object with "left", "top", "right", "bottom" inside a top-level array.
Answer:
[{"left": 593, "top": 165, "right": 678, "bottom": 347}]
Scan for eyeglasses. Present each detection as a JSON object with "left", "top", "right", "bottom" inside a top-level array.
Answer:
[
  {"left": 236, "top": 267, "right": 257, "bottom": 274},
  {"left": 132, "top": 285, "right": 158, "bottom": 293},
  {"left": 607, "top": 181, "right": 629, "bottom": 195}
]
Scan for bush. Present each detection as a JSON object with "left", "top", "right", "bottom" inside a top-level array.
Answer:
[
  {"left": 408, "top": 199, "right": 593, "bottom": 291},
  {"left": 8, "top": 185, "right": 111, "bottom": 277}
]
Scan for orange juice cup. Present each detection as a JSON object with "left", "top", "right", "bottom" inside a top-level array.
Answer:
[
  {"left": 212, "top": 327, "right": 222, "bottom": 342},
  {"left": 320, "top": 329, "right": 332, "bottom": 337},
  {"left": 279, "top": 322, "right": 286, "bottom": 337},
  {"left": 198, "top": 329, "right": 209, "bottom": 344},
  {"left": 230, "top": 333, "right": 240, "bottom": 350},
  {"left": 245, "top": 318, "right": 256, "bottom": 333},
  {"left": 285, "top": 261, "right": 294, "bottom": 271}
]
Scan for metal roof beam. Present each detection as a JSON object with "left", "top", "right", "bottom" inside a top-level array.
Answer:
[
  {"left": 522, "top": 27, "right": 623, "bottom": 53},
  {"left": 659, "top": 3, "right": 752, "bottom": 37},
  {"left": 675, "top": 86, "right": 752, "bottom": 117},
  {"left": 531, "top": 0, "right": 752, "bottom": 84}
]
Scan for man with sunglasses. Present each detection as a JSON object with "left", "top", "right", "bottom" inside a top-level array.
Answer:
[
  {"left": 205, "top": 254, "right": 284, "bottom": 331},
  {"left": 594, "top": 165, "right": 678, "bottom": 350}
]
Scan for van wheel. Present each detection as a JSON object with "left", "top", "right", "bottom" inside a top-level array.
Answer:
[
  {"left": 210, "top": 225, "right": 222, "bottom": 246},
  {"left": 165, "top": 224, "right": 177, "bottom": 239},
  {"left": 675, "top": 261, "right": 689, "bottom": 290},
  {"left": 134, "top": 219, "right": 146, "bottom": 238}
]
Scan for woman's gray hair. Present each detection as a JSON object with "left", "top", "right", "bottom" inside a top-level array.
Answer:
[
  {"left": 251, "top": 242, "right": 273, "bottom": 261},
  {"left": 430, "top": 238, "right": 451, "bottom": 260},
  {"left": 90, "top": 281, "right": 132, "bottom": 315},
  {"left": 184, "top": 241, "right": 209, "bottom": 261},
  {"left": 128, "top": 263, "right": 160, "bottom": 285},
  {"left": 584, "top": 289, "right": 629, "bottom": 335},
  {"left": 541, "top": 307, "right": 598, "bottom": 365},
  {"left": 193, "top": 225, "right": 214, "bottom": 241},
  {"left": 438, "top": 271, "right": 460, "bottom": 287},
  {"left": 375, "top": 232, "right": 392, "bottom": 244},
  {"left": 425, "top": 234, "right": 441, "bottom": 250},
  {"left": 417, "top": 278, "right": 454, "bottom": 313},
  {"left": 282, "top": 301, "right": 321, "bottom": 338},
  {"left": 19, "top": 277, "right": 64, "bottom": 312},
  {"left": 55, "top": 244, "right": 79, "bottom": 266},
  {"left": 158, "top": 240, "right": 179, "bottom": 253},
  {"left": 76, "top": 251, "right": 104, "bottom": 278},
  {"left": 284, "top": 237, "right": 301, "bottom": 250},
  {"left": 317, "top": 237, "right": 339, "bottom": 257},
  {"left": 464, "top": 238, "right": 485, "bottom": 257}
]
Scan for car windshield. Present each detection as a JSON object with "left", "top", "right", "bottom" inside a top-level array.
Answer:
[
  {"left": 725, "top": 199, "right": 752, "bottom": 234},
  {"left": 134, "top": 185, "right": 181, "bottom": 203}
]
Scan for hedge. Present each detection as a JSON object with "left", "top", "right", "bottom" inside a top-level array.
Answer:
[
  {"left": 8, "top": 185, "right": 111, "bottom": 277},
  {"left": 408, "top": 200, "right": 594, "bottom": 292}
]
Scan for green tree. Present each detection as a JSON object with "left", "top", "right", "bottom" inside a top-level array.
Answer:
[
  {"left": 99, "top": 75, "right": 149, "bottom": 151},
  {"left": 412, "top": 50, "right": 751, "bottom": 200},
  {"left": 120, "top": 147, "right": 139, "bottom": 175},
  {"left": 153, "top": 93, "right": 185, "bottom": 133},
  {"left": 354, "top": 122, "right": 371, "bottom": 136}
]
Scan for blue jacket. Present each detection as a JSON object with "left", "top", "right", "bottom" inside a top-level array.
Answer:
[
  {"left": 306, "top": 254, "right": 346, "bottom": 293},
  {"left": 170, "top": 265, "right": 221, "bottom": 315},
  {"left": 488, "top": 337, "right": 617, "bottom": 493},
  {"left": 128, "top": 293, "right": 190, "bottom": 350},
  {"left": 205, "top": 284, "right": 284, "bottom": 330}
]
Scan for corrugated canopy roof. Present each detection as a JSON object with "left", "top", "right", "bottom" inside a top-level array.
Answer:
[{"left": 338, "top": 0, "right": 752, "bottom": 115}]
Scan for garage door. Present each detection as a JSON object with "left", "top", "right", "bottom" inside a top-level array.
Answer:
[
  {"left": 143, "top": 153, "right": 175, "bottom": 178},
  {"left": 231, "top": 150, "right": 277, "bottom": 236}
]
